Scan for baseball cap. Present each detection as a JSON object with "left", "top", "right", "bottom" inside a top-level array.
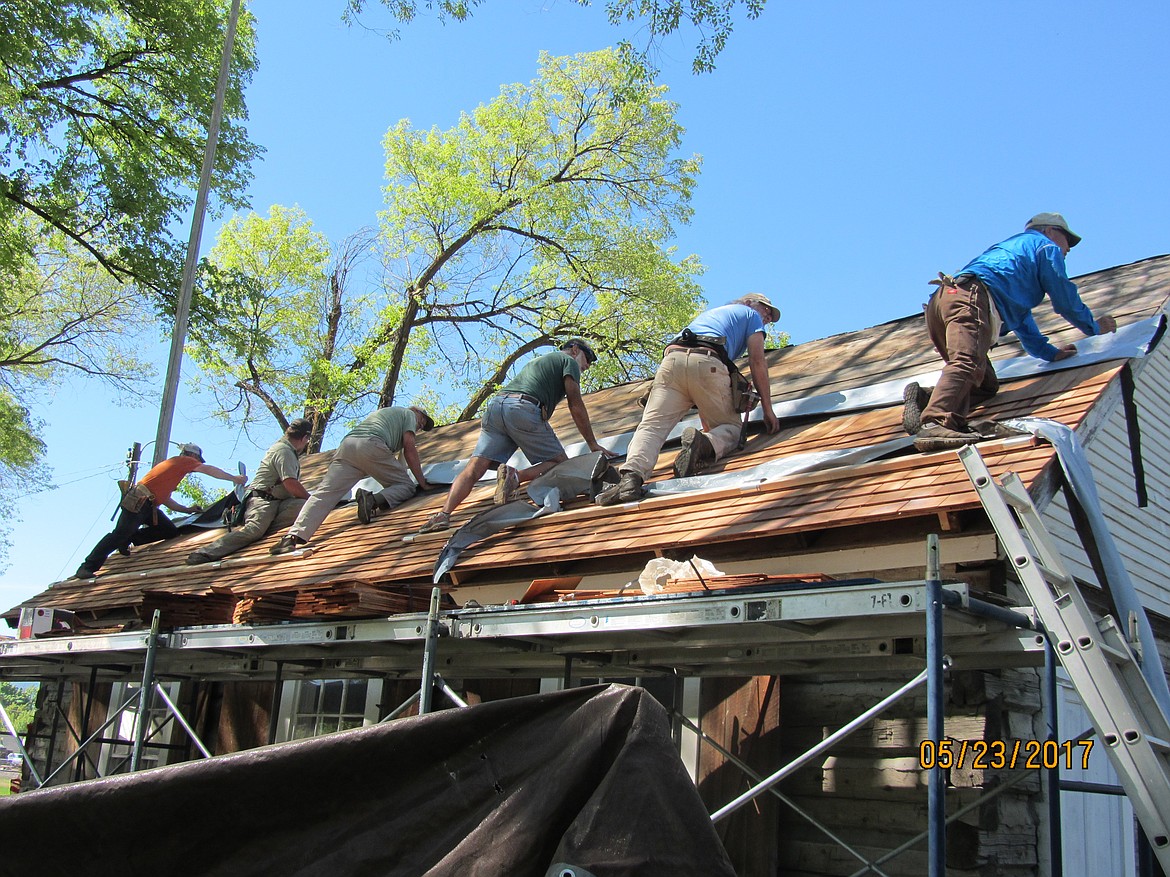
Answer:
[
  {"left": 179, "top": 442, "right": 205, "bottom": 463},
  {"left": 286, "top": 418, "right": 313, "bottom": 439},
  {"left": 562, "top": 338, "right": 598, "bottom": 364},
  {"left": 409, "top": 406, "right": 435, "bottom": 431},
  {"left": 1025, "top": 212, "right": 1081, "bottom": 248}
]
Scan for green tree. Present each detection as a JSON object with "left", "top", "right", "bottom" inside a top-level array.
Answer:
[
  {"left": 0, "top": 217, "right": 157, "bottom": 564},
  {"left": 187, "top": 50, "right": 703, "bottom": 436},
  {"left": 0, "top": 682, "right": 37, "bottom": 735},
  {"left": 367, "top": 48, "right": 703, "bottom": 419},
  {"left": 0, "top": 1, "right": 263, "bottom": 564},
  {"left": 0, "top": 0, "right": 262, "bottom": 298},
  {"left": 345, "top": 0, "right": 766, "bottom": 74},
  {"left": 187, "top": 206, "right": 380, "bottom": 451}
]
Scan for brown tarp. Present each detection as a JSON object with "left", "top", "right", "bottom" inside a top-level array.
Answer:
[{"left": 1, "top": 683, "right": 735, "bottom": 877}]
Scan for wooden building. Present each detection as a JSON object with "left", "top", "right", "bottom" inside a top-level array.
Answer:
[{"left": 3, "top": 254, "right": 1169, "bottom": 876}]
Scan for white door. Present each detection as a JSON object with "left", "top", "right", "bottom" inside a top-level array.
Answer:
[{"left": 1058, "top": 678, "right": 1136, "bottom": 876}]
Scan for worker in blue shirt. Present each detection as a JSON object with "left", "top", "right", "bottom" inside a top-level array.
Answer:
[{"left": 906, "top": 213, "right": 1117, "bottom": 452}]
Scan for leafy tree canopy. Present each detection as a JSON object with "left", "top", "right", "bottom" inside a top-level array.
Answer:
[
  {"left": 370, "top": 48, "right": 704, "bottom": 419},
  {"left": 0, "top": 682, "right": 37, "bottom": 735},
  {"left": 187, "top": 206, "right": 380, "bottom": 451},
  {"left": 0, "top": 0, "right": 262, "bottom": 298},
  {"left": 0, "top": 215, "right": 156, "bottom": 565},
  {"left": 188, "top": 50, "right": 705, "bottom": 440},
  {"left": 344, "top": 0, "right": 766, "bottom": 74}
]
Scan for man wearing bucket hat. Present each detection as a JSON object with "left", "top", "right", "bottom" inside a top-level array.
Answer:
[
  {"left": 597, "top": 293, "right": 781, "bottom": 506},
  {"left": 74, "top": 442, "right": 246, "bottom": 579},
  {"left": 418, "top": 339, "right": 616, "bottom": 534},
  {"left": 905, "top": 213, "right": 1118, "bottom": 453}
]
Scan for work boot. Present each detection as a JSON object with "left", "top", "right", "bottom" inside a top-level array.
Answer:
[
  {"left": 186, "top": 551, "right": 215, "bottom": 565},
  {"left": 72, "top": 566, "right": 95, "bottom": 580},
  {"left": 969, "top": 419, "right": 1026, "bottom": 440},
  {"left": 355, "top": 488, "right": 380, "bottom": 524},
  {"left": 673, "top": 428, "right": 716, "bottom": 479},
  {"left": 493, "top": 465, "right": 519, "bottom": 506},
  {"left": 901, "top": 382, "right": 933, "bottom": 435},
  {"left": 913, "top": 422, "right": 982, "bottom": 453},
  {"left": 269, "top": 534, "right": 306, "bottom": 555},
  {"left": 594, "top": 472, "right": 644, "bottom": 506}
]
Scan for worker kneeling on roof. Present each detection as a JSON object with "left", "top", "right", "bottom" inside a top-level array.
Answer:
[
  {"left": 73, "top": 443, "right": 245, "bottom": 580},
  {"left": 596, "top": 294, "right": 781, "bottom": 506},
  {"left": 270, "top": 406, "right": 435, "bottom": 554},
  {"left": 187, "top": 418, "right": 313, "bottom": 565},
  {"left": 418, "top": 339, "right": 617, "bottom": 534},
  {"left": 904, "top": 212, "right": 1119, "bottom": 454}
]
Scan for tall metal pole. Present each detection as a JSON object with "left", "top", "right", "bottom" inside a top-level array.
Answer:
[
  {"left": 152, "top": 0, "right": 242, "bottom": 465},
  {"left": 130, "top": 610, "right": 162, "bottom": 772},
  {"left": 925, "top": 534, "right": 947, "bottom": 877},
  {"left": 419, "top": 587, "right": 443, "bottom": 715}
]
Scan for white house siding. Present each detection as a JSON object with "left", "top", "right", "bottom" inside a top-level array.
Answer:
[
  {"left": 1056, "top": 678, "right": 1137, "bottom": 877},
  {"left": 1036, "top": 331, "right": 1170, "bottom": 877},
  {"left": 1043, "top": 340, "right": 1170, "bottom": 620}
]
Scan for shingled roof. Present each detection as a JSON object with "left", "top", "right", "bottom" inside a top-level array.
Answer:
[{"left": 5, "top": 255, "right": 1169, "bottom": 631}]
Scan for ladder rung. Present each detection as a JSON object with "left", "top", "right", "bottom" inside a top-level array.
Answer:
[
  {"left": 963, "top": 446, "right": 1170, "bottom": 871},
  {"left": 1146, "top": 734, "right": 1170, "bottom": 753},
  {"left": 1093, "top": 640, "right": 1131, "bottom": 664},
  {"left": 1033, "top": 561, "right": 1074, "bottom": 588}
]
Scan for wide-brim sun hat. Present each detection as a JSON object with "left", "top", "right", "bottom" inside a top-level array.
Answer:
[{"left": 1026, "top": 212, "right": 1081, "bottom": 248}]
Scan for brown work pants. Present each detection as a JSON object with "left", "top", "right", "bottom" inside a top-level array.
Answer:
[{"left": 920, "top": 282, "right": 999, "bottom": 432}]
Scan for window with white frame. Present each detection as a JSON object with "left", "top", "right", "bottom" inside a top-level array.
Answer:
[
  {"left": 275, "top": 678, "right": 383, "bottom": 742},
  {"left": 98, "top": 681, "right": 182, "bottom": 775}
]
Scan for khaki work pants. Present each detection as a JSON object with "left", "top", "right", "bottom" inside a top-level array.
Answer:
[
  {"left": 200, "top": 494, "right": 306, "bottom": 560},
  {"left": 622, "top": 349, "right": 742, "bottom": 480},
  {"left": 289, "top": 435, "right": 416, "bottom": 541}
]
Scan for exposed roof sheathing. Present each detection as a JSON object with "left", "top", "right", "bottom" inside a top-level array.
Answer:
[{"left": 6, "top": 255, "right": 1169, "bottom": 630}]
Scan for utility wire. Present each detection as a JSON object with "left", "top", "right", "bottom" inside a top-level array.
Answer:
[
  {"left": 55, "top": 493, "right": 120, "bottom": 583},
  {"left": 14, "top": 464, "right": 126, "bottom": 500}
]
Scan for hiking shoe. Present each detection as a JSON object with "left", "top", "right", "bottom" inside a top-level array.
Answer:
[
  {"left": 186, "top": 552, "right": 215, "bottom": 566},
  {"left": 270, "top": 534, "right": 306, "bottom": 555},
  {"left": 969, "top": 419, "right": 1026, "bottom": 440},
  {"left": 418, "top": 510, "right": 451, "bottom": 534},
  {"left": 901, "top": 382, "right": 933, "bottom": 435},
  {"left": 494, "top": 465, "right": 520, "bottom": 505},
  {"left": 673, "top": 428, "right": 716, "bottom": 479},
  {"left": 913, "top": 422, "right": 982, "bottom": 453},
  {"left": 356, "top": 488, "right": 379, "bottom": 524},
  {"left": 595, "top": 472, "right": 645, "bottom": 506}
]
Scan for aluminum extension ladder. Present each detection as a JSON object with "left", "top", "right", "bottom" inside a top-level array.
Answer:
[{"left": 959, "top": 444, "right": 1170, "bottom": 870}]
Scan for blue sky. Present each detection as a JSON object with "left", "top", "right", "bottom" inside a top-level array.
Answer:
[{"left": 3, "top": 0, "right": 1168, "bottom": 612}]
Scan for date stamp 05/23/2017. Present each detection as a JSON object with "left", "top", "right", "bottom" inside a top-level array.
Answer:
[{"left": 918, "top": 738, "right": 1096, "bottom": 771}]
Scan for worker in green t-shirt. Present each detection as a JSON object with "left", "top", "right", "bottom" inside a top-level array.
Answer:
[{"left": 419, "top": 339, "right": 616, "bottom": 533}]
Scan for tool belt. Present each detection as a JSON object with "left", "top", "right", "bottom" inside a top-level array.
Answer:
[
  {"left": 667, "top": 328, "right": 758, "bottom": 414},
  {"left": 929, "top": 272, "right": 985, "bottom": 294},
  {"left": 223, "top": 491, "right": 250, "bottom": 530},
  {"left": 119, "top": 482, "right": 154, "bottom": 515},
  {"left": 668, "top": 328, "right": 728, "bottom": 359},
  {"left": 729, "top": 364, "right": 759, "bottom": 414}
]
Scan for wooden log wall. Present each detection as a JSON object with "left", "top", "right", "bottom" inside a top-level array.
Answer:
[{"left": 775, "top": 668, "right": 1044, "bottom": 877}]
